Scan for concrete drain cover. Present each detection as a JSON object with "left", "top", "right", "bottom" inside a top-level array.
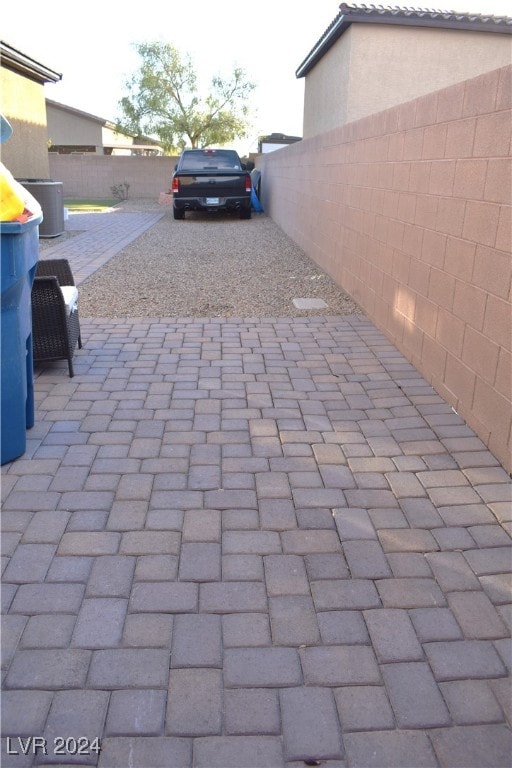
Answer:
[{"left": 293, "top": 298, "right": 328, "bottom": 309}]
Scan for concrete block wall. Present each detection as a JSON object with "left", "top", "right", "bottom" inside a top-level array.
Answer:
[
  {"left": 48, "top": 154, "right": 178, "bottom": 199},
  {"left": 260, "top": 66, "right": 511, "bottom": 471}
]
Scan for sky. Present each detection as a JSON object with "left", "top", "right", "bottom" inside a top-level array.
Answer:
[{"left": 2, "top": 0, "right": 511, "bottom": 154}]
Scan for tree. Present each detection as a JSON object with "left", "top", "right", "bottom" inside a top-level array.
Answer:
[{"left": 118, "top": 41, "right": 256, "bottom": 153}]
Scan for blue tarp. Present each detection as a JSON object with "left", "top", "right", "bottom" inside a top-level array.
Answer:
[
  {"left": 251, "top": 186, "right": 263, "bottom": 212},
  {"left": 250, "top": 169, "right": 263, "bottom": 212}
]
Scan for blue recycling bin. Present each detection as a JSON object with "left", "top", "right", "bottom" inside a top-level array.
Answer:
[{"left": 1, "top": 214, "right": 42, "bottom": 464}]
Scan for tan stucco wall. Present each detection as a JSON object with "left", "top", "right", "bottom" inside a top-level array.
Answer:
[
  {"left": 46, "top": 104, "right": 103, "bottom": 150},
  {"left": 302, "top": 26, "right": 353, "bottom": 139},
  {"left": 0, "top": 68, "right": 50, "bottom": 178},
  {"left": 303, "top": 24, "right": 512, "bottom": 138},
  {"left": 102, "top": 125, "right": 133, "bottom": 150}
]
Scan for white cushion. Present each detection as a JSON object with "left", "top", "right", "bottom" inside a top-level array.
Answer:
[{"left": 60, "top": 285, "right": 78, "bottom": 316}]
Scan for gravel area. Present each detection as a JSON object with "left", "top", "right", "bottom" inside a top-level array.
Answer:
[{"left": 60, "top": 199, "right": 363, "bottom": 318}]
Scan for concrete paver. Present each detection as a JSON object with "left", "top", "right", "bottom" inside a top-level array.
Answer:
[{"left": 1, "top": 209, "right": 511, "bottom": 767}]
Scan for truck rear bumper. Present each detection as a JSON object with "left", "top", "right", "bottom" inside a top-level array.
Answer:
[{"left": 173, "top": 196, "right": 251, "bottom": 213}]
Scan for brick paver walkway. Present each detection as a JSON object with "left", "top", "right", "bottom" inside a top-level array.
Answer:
[
  {"left": 38, "top": 209, "right": 164, "bottom": 283},
  {"left": 1, "top": 211, "right": 511, "bottom": 767}
]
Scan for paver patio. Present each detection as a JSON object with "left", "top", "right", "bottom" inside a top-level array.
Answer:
[{"left": 1, "top": 209, "right": 511, "bottom": 767}]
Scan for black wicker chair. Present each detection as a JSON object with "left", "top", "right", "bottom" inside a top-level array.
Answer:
[{"left": 32, "top": 259, "right": 82, "bottom": 377}]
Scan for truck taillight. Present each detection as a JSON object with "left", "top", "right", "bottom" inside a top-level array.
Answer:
[
  {"left": 172, "top": 177, "right": 179, "bottom": 194},
  {"left": 245, "top": 177, "right": 252, "bottom": 193}
]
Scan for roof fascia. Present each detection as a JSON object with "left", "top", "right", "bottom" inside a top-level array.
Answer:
[
  {"left": 1, "top": 41, "right": 62, "bottom": 84},
  {"left": 46, "top": 99, "right": 136, "bottom": 137},
  {"left": 296, "top": 13, "right": 348, "bottom": 79},
  {"left": 46, "top": 99, "right": 105, "bottom": 125}
]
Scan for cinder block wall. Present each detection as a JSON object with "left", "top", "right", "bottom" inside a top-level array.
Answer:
[
  {"left": 260, "top": 66, "right": 511, "bottom": 471},
  {"left": 48, "top": 154, "right": 178, "bottom": 198}
]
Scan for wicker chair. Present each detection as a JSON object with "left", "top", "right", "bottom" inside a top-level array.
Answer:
[{"left": 31, "top": 258, "right": 82, "bottom": 377}]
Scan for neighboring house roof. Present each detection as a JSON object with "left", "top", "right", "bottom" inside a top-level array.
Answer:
[
  {"left": 258, "top": 133, "right": 302, "bottom": 153},
  {"left": 0, "top": 40, "right": 62, "bottom": 84},
  {"left": 46, "top": 98, "right": 163, "bottom": 153},
  {"left": 259, "top": 133, "right": 302, "bottom": 144},
  {"left": 296, "top": 3, "right": 512, "bottom": 77}
]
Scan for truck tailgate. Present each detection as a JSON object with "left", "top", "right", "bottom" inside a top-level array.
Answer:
[{"left": 176, "top": 173, "right": 248, "bottom": 196}]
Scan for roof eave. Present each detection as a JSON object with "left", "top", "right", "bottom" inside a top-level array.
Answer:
[
  {"left": 1, "top": 41, "right": 62, "bottom": 84},
  {"left": 296, "top": 12, "right": 348, "bottom": 79},
  {"left": 46, "top": 99, "right": 106, "bottom": 125}
]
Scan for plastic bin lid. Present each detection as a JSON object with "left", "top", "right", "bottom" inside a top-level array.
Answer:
[
  {"left": 0, "top": 114, "right": 13, "bottom": 144},
  {"left": 0, "top": 214, "right": 43, "bottom": 233}
]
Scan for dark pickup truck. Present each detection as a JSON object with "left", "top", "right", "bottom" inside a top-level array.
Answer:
[{"left": 171, "top": 148, "right": 252, "bottom": 220}]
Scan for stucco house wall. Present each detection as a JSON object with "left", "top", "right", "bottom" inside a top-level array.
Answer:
[
  {"left": 46, "top": 100, "right": 138, "bottom": 154},
  {"left": 46, "top": 101, "right": 104, "bottom": 150},
  {"left": 302, "top": 27, "right": 353, "bottom": 138},
  {"left": 1, "top": 66, "right": 51, "bottom": 178},
  {"left": 260, "top": 65, "right": 512, "bottom": 471},
  {"left": 302, "top": 21, "right": 512, "bottom": 138},
  {"left": 102, "top": 125, "right": 134, "bottom": 154}
]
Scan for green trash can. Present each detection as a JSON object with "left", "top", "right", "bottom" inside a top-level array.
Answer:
[{"left": 1, "top": 213, "right": 42, "bottom": 464}]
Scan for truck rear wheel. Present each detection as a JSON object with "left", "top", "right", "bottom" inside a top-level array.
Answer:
[
  {"left": 173, "top": 206, "right": 185, "bottom": 220},
  {"left": 240, "top": 208, "right": 251, "bottom": 219}
]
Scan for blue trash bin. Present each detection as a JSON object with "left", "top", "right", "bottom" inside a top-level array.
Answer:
[{"left": 1, "top": 213, "right": 42, "bottom": 464}]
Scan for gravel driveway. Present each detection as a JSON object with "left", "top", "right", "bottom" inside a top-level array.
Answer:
[{"left": 73, "top": 200, "right": 363, "bottom": 318}]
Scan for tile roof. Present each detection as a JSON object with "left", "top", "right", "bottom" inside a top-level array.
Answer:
[
  {"left": 296, "top": 3, "right": 512, "bottom": 77},
  {"left": 337, "top": 3, "right": 512, "bottom": 25}
]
